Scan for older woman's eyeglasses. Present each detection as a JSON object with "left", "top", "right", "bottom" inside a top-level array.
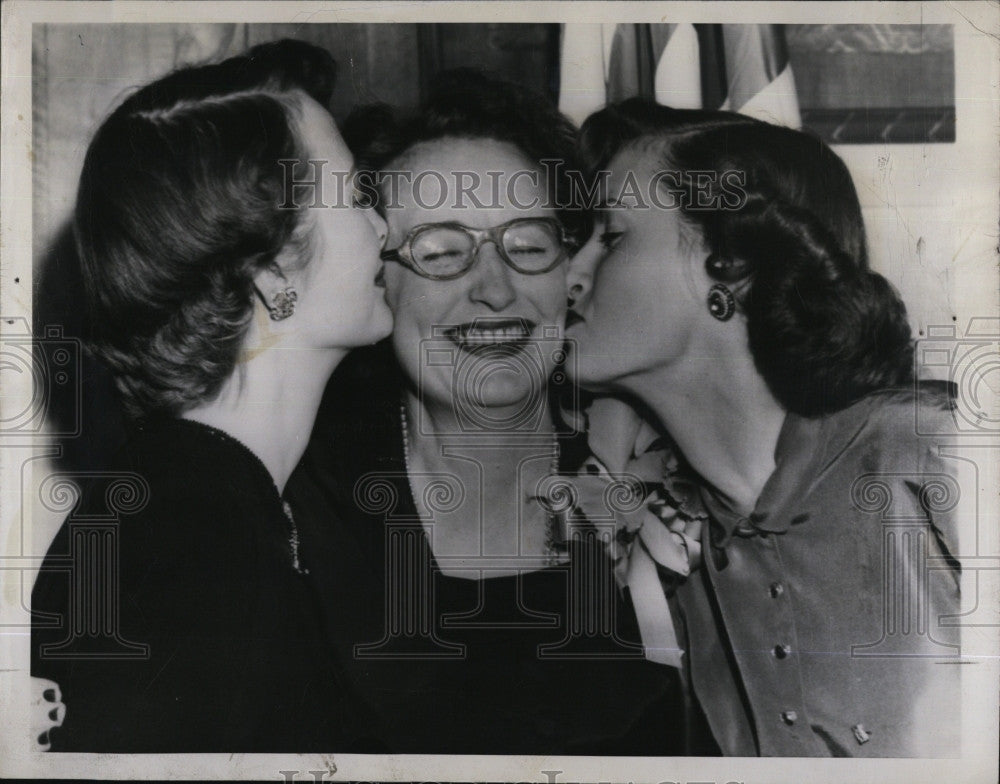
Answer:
[{"left": 380, "top": 218, "right": 571, "bottom": 281}]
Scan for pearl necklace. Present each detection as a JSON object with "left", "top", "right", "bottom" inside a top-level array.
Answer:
[{"left": 399, "top": 403, "right": 569, "bottom": 566}]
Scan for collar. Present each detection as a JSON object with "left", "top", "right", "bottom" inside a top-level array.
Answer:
[
  {"left": 699, "top": 386, "right": 946, "bottom": 542},
  {"left": 699, "top": 412, "right": 822, "bottom": 541}
]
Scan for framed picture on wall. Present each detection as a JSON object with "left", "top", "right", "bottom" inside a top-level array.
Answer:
[{"left": 789, "top": 23, "right": 955, "bottom": 144}]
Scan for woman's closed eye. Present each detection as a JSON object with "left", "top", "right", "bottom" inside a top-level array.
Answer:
[
  {"left": 422, "top": 249, "right": 466, "bottom": 262},
  {"left": 599, "top": 230, "right": 624, "bottom": 252},
  {"left": 509, "top": 245, "right": 547, "bottom": 256}
]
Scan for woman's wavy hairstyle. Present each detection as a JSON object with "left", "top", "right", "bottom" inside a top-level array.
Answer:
[
  {"left": 75, "top": 39, "right": 337, "bottom": 420},
  {"left": 579, "top": 98, "right": 914, "bottom": 417},
  {"left": 343, "top": 68, "right": 590, "bottom": 244}
]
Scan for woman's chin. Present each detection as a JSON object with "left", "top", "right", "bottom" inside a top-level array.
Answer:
[
  {"left": 449, "top": 377, "right": 549, "bottom": 429},
  {"left": 563, "top": 349, "right": 618, "bottom": 393},
  {"left": 370, "top": 302, "right": 395, "bottom": 341},
  {"left": 475, "top": 383, "right": 542, "bottom": 410}
]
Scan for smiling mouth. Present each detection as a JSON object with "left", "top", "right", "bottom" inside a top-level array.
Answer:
[
  {"left": 374, "top": 266, "right": 386, "bottom": 288},
  {"left": 442, "top": 318, "right": 536, "bottom": 350},
  {"left": 565, "top": 310, "right": 585, "bottom": 329}
]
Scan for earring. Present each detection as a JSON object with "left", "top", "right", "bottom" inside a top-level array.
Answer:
[
  {"left": 269, "top": 286, "right": 298, "bottom": 321},
  {"left": 707, "top": 284, "right": 736, "bottom": 321}
]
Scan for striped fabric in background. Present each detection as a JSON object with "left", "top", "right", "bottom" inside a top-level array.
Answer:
[
  {"left": 559, "top": 23, "right": 955, "bottom": 144},
  {"left": 559, "top": 23, "right": 802, "bottom": 129}
]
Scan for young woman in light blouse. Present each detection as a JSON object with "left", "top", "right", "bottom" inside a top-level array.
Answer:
[{"left": 565, "top": 99, "right": 963, "bottom": 757}]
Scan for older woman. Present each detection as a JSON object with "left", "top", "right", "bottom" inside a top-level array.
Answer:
[
  {"left": 284, "top": 73, "right": 704, "bottom": 755},
  {"left": 565, "top": 99, "right": 963, "bottom": 757},
  {"left": 31, "top": 40, "right": 391, "bottom": 751}
]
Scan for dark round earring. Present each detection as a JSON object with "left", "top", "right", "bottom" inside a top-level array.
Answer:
[{"left": 707, "top": 284, "right": 736, "bottom": 321}]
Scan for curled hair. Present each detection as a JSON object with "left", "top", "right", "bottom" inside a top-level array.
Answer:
[
  {"left": 343, "top": 68, "right": 589, "bottom": 243},
  {"left": 579, "top": 99, "right": 914, "bottom": 416},
  {"left": 75, "top": 40, "right": 337, "bottom": 419}
]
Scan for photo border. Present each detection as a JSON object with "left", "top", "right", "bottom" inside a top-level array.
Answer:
[{"left": 2, "top": 2, "right": 998, "bottom": 782}]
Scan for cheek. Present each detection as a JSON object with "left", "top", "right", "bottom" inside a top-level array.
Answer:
[
  {"left": 384, "top": 268, "right": 439, "bottom": 325},
  {"left": 602, "top": 252, "right": 671, "bottom": 306},
  {"left": 384, "top": 266, "right": 409, "bottom": 312},
  {"left": 539, "top": 289, "right": 568, "bottom": 327},
  {"left": 385, "top": 272, "right": 463, "bottom": 341},
  {"left": 590, "top": 258, "right": 639, "bottom": 313},
  {"left": 581, "top": 259, "right": 670, "bottom": 357},
  {"left": 526, "top": 270, "right": 569, "bottom": 325}
]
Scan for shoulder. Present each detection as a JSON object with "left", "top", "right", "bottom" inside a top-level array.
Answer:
[
  {"left": 814, "top": 382, "right": 963, "bottom": 544},
  {"left": 37, "top": 420, "right": 278, "bottom": 597},
  {"left": 819, "top": 381, "right": 957, "bottom": 464},
  {"left": 864, "top": 380, "right": 956, "bottom": 433}
]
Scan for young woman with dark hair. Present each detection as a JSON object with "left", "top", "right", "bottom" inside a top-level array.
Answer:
[
  {"left": 564, "top": 98, "right": 963, "bottom": 757},
  {"left": 31, "top": 40, "right": 392, "bottom": 751},
  {"left": 284, "top": 74, "right": 705, "bottom": 755}
]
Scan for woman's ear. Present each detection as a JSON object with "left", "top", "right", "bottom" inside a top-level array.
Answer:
[
  {"left": 703, "top": 253, "right": 753, "bottom": 323},
  {"left": 253, "top": 263, "right": 298, "bottom": 322},
  {"left": 705, "top": 253, "right": 751, "bottom": 284}
]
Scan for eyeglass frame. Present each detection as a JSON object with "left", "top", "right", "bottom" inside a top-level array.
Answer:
[{"left": 379, "top": 217, "right": 574, "bottom": 281}]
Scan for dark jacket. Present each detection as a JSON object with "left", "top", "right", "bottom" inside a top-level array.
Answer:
[
  {"left": 31, "top": 417, "right": 350, "bottom": 752},
  {"left": 284, "top": 342, "right": 709, "bottom": 755}
]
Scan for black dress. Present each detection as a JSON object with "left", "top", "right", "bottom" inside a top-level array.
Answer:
[
  {"left": 285, "top": 342, "right": 713, "bottom": 755},
  {"left": 31, "top": 418, "right": 352, "bottom": 752}
]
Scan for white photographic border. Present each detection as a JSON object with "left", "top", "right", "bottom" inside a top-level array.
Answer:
[{"left": 2, "top": 2, "right": 998, "bottom": 782}]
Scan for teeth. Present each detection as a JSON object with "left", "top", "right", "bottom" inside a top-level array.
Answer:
[{"left": 454, "top": 326, "right": 531, "bottom": 345}]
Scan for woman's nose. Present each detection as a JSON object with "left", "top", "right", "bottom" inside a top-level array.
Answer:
[
  {"left": 566, "top": 243, "right": 599, "bottom": 308},
  {"left": 468, "top": 243, "right": 517, "bottom": 311},
  {"left": 365, "top": 208, "right": 388, "bottom": 247}
]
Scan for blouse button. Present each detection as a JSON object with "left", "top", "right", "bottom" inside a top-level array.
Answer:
[
  {"left": 781, "top": 710, "right": 798, "bottom": 725},
  {"left": 772, "top": 644, "right": 792, "bottom": 659},
  {"left": 769, "top": 582, "right": 785, "bottom": 598},
  {"left": 852, "top": 724, "right": 872, "bottom": 744},
  {"left": 734, "top": 518, "right": 756, "bottom": 536}
]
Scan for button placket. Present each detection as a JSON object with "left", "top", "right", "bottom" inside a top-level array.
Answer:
[{"left": 706, "top": 532, "right": 814, "bottom": 753}]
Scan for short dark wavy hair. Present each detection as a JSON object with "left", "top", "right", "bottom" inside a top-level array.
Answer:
[
  {"left": 579, "top": 98, "right": 914, "bottom": 417},
  {"left": 75, "top": 39, "right": 337, "bottom": 419},
  {"left": 343, "top": 68, "right": 589, "bottom": 243}
]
